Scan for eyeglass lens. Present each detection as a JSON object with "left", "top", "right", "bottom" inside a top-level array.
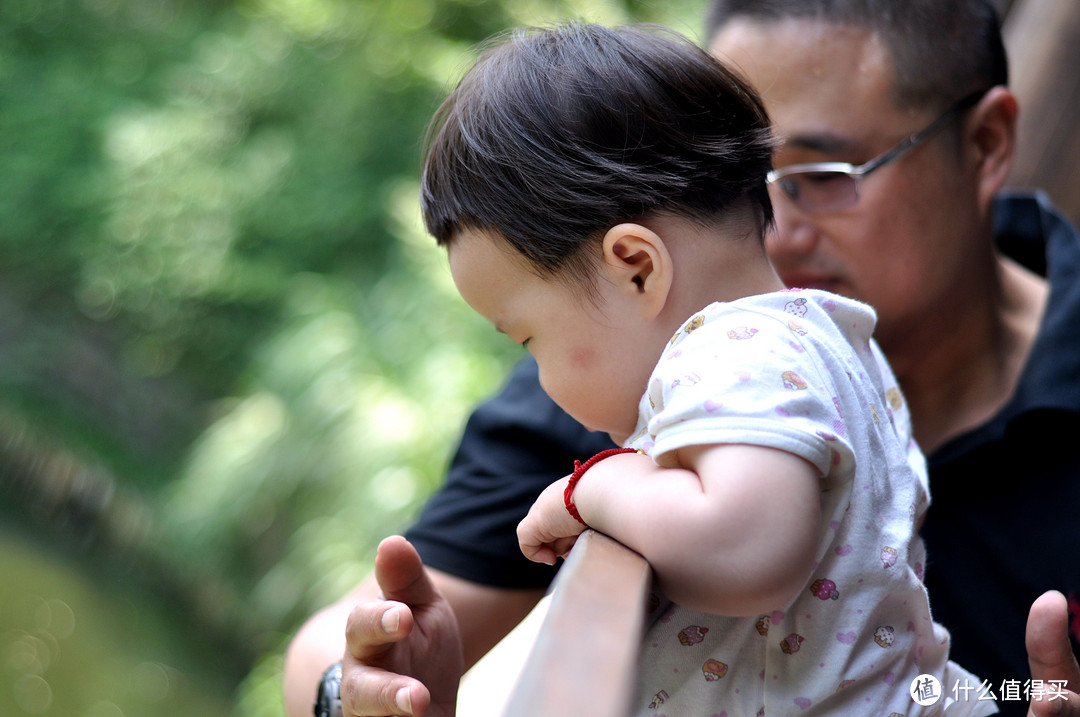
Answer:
[{"left": 773, "top": 172, "right": 860, "bottom": 213}]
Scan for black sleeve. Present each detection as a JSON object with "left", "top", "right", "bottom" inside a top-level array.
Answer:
[{"left": 405, "top": 356, "right": 617, "bottom": 589}]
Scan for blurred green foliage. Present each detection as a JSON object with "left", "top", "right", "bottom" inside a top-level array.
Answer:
[
  {"left": 1, "top": 531, "right": 235, "bottom": 717},
  {"left": 0, "top": 0, "right": 703, "bottom": 714}
]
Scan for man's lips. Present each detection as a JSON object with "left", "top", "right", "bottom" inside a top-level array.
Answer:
[{"left": 778, "top": 272, "right": 840, "bottom": 291}]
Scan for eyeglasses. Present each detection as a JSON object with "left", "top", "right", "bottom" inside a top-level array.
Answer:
[{"left": 765, "top": 90, "right": 986, "bottom": 213}]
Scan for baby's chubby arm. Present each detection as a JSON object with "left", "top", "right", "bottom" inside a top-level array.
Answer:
[{"left": 518, "top": 445, "right": 820, "bottom": 617}]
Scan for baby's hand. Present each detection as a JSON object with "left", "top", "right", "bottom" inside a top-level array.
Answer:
[{"left": 517, "top": 477, "right": 588, "bottom": 565}]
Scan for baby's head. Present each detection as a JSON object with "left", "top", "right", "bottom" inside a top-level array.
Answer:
[
  {"left": 421, "top": 22, "right": 778, "bottom": 441},
  {"left": 421, "top": 21, "right": 775, "bottom": 285}
]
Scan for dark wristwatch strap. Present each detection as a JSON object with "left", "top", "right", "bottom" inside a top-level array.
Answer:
[{"left": 314, "top": 661, "right": 343, "bottom": 717}]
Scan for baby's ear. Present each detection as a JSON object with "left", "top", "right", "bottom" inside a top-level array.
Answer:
[{"left": 601, "top": 223, "right": 673, "bottom": 319}]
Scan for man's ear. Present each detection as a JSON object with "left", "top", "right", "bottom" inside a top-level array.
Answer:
[
  {"left": 967, "top": 86, "right": 1018, "bottom": 212},
  {"left": 600, "top": 223, "right": 673, "bottom": 320}
]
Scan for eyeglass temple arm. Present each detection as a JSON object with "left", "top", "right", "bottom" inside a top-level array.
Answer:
[{"left": 853, "top": 90, "right": 987, "bottom": 176}]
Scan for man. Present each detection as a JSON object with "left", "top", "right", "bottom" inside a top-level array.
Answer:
[
  {"left": 705, "top": 0, "right": 1080, "bottom": 705},
  {"left": 284, "top": 2, "right": 1080, "bottom": 715}
]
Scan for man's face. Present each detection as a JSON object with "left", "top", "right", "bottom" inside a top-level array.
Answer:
[{"left": 709, "top": 19, "right": 983, "bottom": 351}]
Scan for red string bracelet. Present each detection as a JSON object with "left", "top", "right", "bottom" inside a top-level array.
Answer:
[{"left": 564, "top": 447, "right": 639, "bottom": 525}]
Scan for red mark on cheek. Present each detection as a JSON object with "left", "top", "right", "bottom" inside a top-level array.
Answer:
[{"left": 571, "top": 346, "right": 596, "bottom": 368}]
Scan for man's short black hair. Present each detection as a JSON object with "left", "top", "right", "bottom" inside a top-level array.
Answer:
[{"left": 706, "top": 0, "right": 1008, "bottom": 113}]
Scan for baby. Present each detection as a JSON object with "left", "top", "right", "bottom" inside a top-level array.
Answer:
[{"left": 421, "top": 21, "right": 995, "bottom": 717}]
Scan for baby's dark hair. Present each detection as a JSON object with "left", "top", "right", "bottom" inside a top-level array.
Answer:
[{"left": 420, "top": 22, "right": 776, "bottom": 283}]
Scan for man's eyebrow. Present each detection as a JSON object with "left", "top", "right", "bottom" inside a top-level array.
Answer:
[{"left": 781, "top": 131, "right": 861, "bottom": 155}]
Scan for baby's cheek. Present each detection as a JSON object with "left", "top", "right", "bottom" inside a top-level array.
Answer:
[{"left": 570, "top": 346, "right": 596, "bottom": 369}]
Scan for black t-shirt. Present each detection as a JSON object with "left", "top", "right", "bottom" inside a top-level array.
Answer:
[
  {"left": 406, "top": 193, "right": 1080, "bottom": 716},
  {"left": 919, "top": 194, "right": 1080, "bottom": 714}
]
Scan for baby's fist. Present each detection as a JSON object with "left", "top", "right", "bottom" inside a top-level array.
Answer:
[{"left": 517, "top": 477, "right": 587, "bottom": 564}]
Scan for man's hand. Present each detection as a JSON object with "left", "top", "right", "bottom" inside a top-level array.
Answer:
[
  {"left": 517, "top": 477, "right": 586, "bottom": 565},
  {"left": 340, "top": 536, "right": 464, "bottom": 717},
  {"left": 1027, "top": 590, "right": 1080, "bottom": 716}
]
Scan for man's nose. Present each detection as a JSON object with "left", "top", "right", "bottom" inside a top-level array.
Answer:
[{"left": 765, "top": 204, "right": 821, "bottom": 263}]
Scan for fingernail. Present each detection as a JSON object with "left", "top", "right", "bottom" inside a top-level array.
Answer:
[
  {"left": 395, "top": 686, "right": 412, "bottom": 713},
  {"left": 381, "top": 606, "right": 400, "bottom": 635}
]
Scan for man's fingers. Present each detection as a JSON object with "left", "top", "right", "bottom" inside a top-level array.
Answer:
[
  {"left": 1027, "top": 590, "right": 1080, "bottom": 717},
  {"left": 334, "top": 539, "right": 453, "bottom": 716},
  {"left": 1028, "top": 591, "right": 1080, "bottom": 682},
  {"left": 345, "top": 600, "right": 415, "bottom": 662},
  {"left": 374, "top": 535, "right": 441, "bottom": 606},
  {"left": 339, "top": 660, "right": 431, "bottom": 717}
]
